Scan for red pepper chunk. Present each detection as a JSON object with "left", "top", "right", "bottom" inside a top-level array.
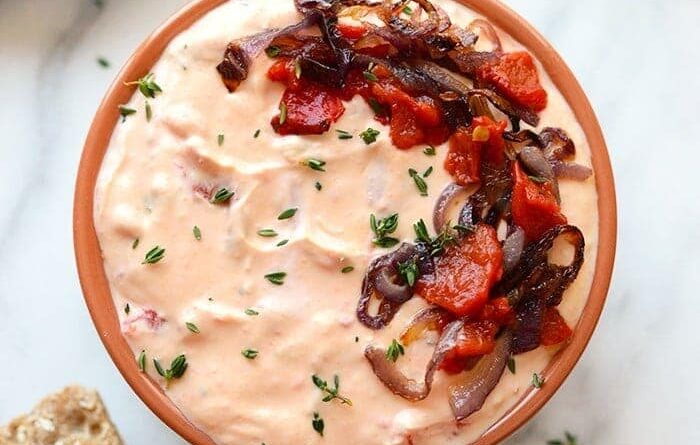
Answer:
[
  {"left": 369, "top": 81, "right": 449, "bottom": 149},
  {"left": 540, "top": 307, "right": 572, "bottom": 346},
  {"left": 415, "top": 224, "right": 503, "bottom": 317},
  {"left": 440, "top": 320, "right": 498, "bottom": 374},
  {"left": 511, "top": 162, "right": 567, "bottom": 240},
  {"left": 336, "top": 23, "right": 368, "bottom": 40},
  {"left": 476, "top": 52, "right": 548, "bottom": 111},
  {"left": 444, "top": 116, "right": 507, "bottom": 186},
  {"left": 272, "top": 82, "right": 345, "bottom": 135}
]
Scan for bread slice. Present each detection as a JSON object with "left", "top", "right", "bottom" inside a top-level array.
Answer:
[{"left": 0, "top": 386, "right": 123, "bottom": 445}]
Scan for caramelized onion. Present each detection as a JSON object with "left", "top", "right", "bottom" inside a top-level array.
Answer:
[
  {"left": 552, "top": 161, "right": 593, "bottom": 181},
  {"left": 365, "top": 320, "right": 464, "bottom": 401},
  {"left": 496, "top": 225, "right": 585, "bottom": 307},
  {"left": 449, "top": 331, "right": 511, "bottom": 420},
  {"left": 540, "top": 127, "right": 576, "bottom": 160},
  {"left": 433, "top": 183, "right": 466, "bottom": 232},
  {"left": 357, "top": 243, "right": 418, "bottom": 329},
  {"left": 383, "top": 0, "right": 451, "bottom": 38},
  {"left": 468, "top": 89, "right": 539, "bottom": 127},
  {"left": 400, "top": 306, "right": 453, "bottom": 346},
  {"left": 519, "top": 146, "right": 560, "bottom": 203},
  {"left": 502, "top": 226, "right": 525, "bottom": 273},
  {"left": 511, "top": 295, "right": 544, "bottom": 354},
  {"left": 374, "top": 267, "right": 413, "bottom": 304},
  {"left": 468, "top": 19, "right": 502, "bottom": 52},
  {"left": 217, "top": 17, "right": 314, "bottom": 92}
]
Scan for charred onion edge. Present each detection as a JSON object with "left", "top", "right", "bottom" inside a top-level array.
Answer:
[
  {"left": 365, "top": 319, "right": 464, "bottom": 401},
  {"left": 357, "top": 243, "right": 417, "bottom": 329},
  {"left": 496, "top": 224, "right": 585, "bottom": 299},
  {"left": 502, "top": 226, "right": 525, "bottom": 273},
  {"left": 433, "top": 182, "right": 466, "bottom": 232},
  {"left": 216, "top": 16, "right": 315, "bottom": 92},
  {"left": 449, "top": 331, "right": 512, "bottom": 420}
]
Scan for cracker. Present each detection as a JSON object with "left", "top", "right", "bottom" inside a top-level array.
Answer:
[{"left": 0, "top": 386, "right": 123, "bottom": 445}]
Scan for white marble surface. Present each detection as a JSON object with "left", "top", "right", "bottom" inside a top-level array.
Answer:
[{"left": 0, "top": 0, "right": 698, "bottom": 443}]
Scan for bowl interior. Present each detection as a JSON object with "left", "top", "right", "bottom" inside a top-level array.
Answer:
[{"left": 73, "top": 1, "right": 616, "bottom": 444}]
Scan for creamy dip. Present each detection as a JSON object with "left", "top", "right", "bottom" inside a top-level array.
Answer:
[{"left": 94, "top": 1, "right": 599, "bottom": 444}]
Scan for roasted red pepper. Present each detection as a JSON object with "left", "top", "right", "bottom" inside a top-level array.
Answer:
[
  {"left": 444, "top": 116, "right": 507, "bottom": 185},
  {"left": 336, "top": 22, "right": 368, "bottom": 40},
  {"left": 540, "top": 307, "right": 572, "bottom": 346},
  {"left": 371, "top": 81, "right": 449, "bottom": 149},
  {"left": 268, "top": 59, "right": 345, "bottom": 135},
  {"left": 476, "top": 51, "right": 548, "bottom": 112},
  {"left": 511, "top": 162, "right": 567, "bottom": 240},
  {"left": 272, "top": 83, "right": 345, "bottom": 135},
  {"left": 415, "top": 224, "right": 503, "bottom": 317},
  {"left": 440, "top": 320, "right": 498, "bottom": 374}
]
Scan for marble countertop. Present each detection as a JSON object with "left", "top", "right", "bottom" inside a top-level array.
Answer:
[{"left": 1, "top": 0, "right": 698, "bottom": 443}]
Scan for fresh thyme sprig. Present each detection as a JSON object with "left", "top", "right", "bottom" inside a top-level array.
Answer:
[
  {"left": 370, "top": 213, "right": 400, "bottom": 248},
  {"left": 125, "top": 73, "right": 162, "bottom": 99},
  {"left": 311, "top": 374, "right": 353, "bottom": 406},
  {"left": 385, "top": 339, "right": 405, "bottom": 363},
  {"left": 153, "top": 354, "right": 188, "bottom": 383}
]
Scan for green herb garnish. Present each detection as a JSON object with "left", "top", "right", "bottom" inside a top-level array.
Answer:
[
  {"left": 413, "top": 219, "right": 457, "bottom": 256},
  {"left": 360, "top": 127, "right": 380, "bottom": 145},
  {"left": 97, "top": 57, "right": 110, "bottom": 68},
  {"left": 336, "top": 129, "right": 353, "bottom": 140},
  {"left": 547, "top": 432, "right": 578, "bottom": 445},
  {"left": 153, "top": 354, "right": 188, "bottom": 383},
  {"left": 408, "top": 168, "right": 428, "bottom": 196},
  {"left": 257, "top": 228, "right": 278, "bottom": 238},
  {"left": 124, "top": 303, "right": 130, "bottom": 315},
  {"left": 132, "top": 238, "right": 140, "bottom": 249},
  {"left": 341, "top": 266, "right": 354, "bottom": 274},
  {"left": 423, "top": 145, "right": 436, "bottom": 156},
  {"left": 312, "top": 374, "right": 352, "bottom": 405},
  {"left": 507, "top": 357, "right": 516, "bottom": 374},
  {"left": 138, "top": 350, "right": 147, "bottom": 372},
  {"left": 403, "top": 5, "right": 413, "bottom": 14},
  {"left": 125, "top": 73, "right": 162, "bottom": 99},
  {"left": 312, "top": 412, "right": 324, "bottom": 437},
  {"left": 370, "top": 213, "right": 400, "bottom": 248},
  {"left": 185, "top": 322, "right": 200, "bottom": 334},
  {"left": 398, "top": 259, "right": 418, "bottom": 287},
  {"left": 217, "top": 133, "right": 225, "bottom": 146},
  {"left": 302, "top": 158, "right": 326, "bottom": 172},
  {"left": 145, "top": 101, "right": 152, "bottom": 122},
  {"left": 368, "top": 98, "right": 385, "bottom": 116},
  {"left": 532, "top": 372, "right": 544, "bottom": 389},
  {"left": 244, "top": 308, "right": 259, "bottom": 316},
  {"left": 119, "top": 105, "right": 137, "bottom": 122},
  {"left": 241, "top": 348, "right": 259, "bottom": 359},
  {"left": 142, "top": 246, "right": 165, "bottom": 264},
  {"left": 254, "top": 129, "right": 261, "bottom": 138},
  {"left": 386, "top": 339, "right": 405, "bottom": 362},
  {"left": 265, "top": 45, "right": 281, "bottom": 58},
  {"left": 277, "top": 239, "right": 289, "bottom": 247},
  {"left": 294, "top": 59, "right": 303, "bottom": 79},
  {"left": 315, "top": 181, "right": 322, "bottom": 191},
  {"left": 210, "top": 188, "right": 234, "bottom": 204},
  {"left": 278, "top": 208, "right": 298, "bottom": 220},
  {"left": 193, "top": 226, "right": 202, "bottom": 240},
  {"left": 264, "top": 271, "right": 286, "bottom": 285},
  {"left": 363, "top": 62, "right": 378, "bottom": 82},
  {"left": 423, "top": 166, "right": 434, "bottom": 177}
]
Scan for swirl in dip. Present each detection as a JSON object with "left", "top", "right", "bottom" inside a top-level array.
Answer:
[{"left": 94, "top": 0, "right": 598, "bottom": 444}]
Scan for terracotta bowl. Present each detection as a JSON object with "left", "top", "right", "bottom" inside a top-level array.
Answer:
[{"left": 74, "top": 0, "right": 617, "bottom": 443}]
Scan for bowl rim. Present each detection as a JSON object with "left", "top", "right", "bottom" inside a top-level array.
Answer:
[{"left": 73, "top": 1, "right": 617, "bottom": 444}]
